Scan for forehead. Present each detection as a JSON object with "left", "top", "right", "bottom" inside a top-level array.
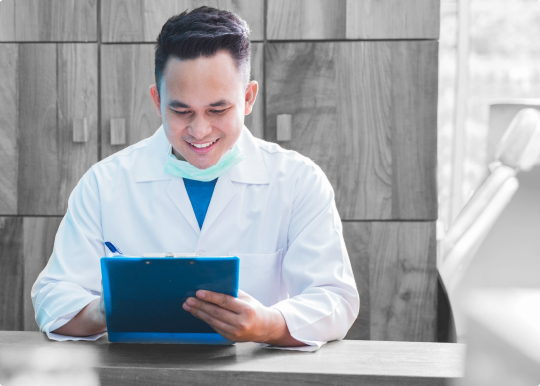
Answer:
[{"left": 161, "top": 52, "right": 244, "bottom": 102}]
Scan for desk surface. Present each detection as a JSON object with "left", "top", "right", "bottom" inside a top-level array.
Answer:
[{"left": 0, "top": 332, "right": 465, "bottom": 386}]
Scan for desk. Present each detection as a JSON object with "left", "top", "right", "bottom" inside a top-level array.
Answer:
[{"left": 0, "top": 332, "right": 464, "bottom": 385}]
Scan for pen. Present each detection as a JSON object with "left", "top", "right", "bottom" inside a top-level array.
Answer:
[{"left": 105, "top": 241, "right": 123, "bottom": 255}]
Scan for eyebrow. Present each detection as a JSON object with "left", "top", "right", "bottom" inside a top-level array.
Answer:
[{"left": 168, "top": 99, "right": 232, "bottom": 108}]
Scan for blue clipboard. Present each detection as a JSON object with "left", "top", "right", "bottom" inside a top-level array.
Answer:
[{"left": 100, "top": 256, "right": 239, "bottom": 344}]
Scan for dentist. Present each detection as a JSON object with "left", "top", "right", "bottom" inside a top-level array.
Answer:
[{"left": 31, "top": 6, "right": 359, "bottom": 350}]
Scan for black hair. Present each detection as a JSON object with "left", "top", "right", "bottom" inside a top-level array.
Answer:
[{"left": 155, "top": 6, "right": 251, "bottom": 94}]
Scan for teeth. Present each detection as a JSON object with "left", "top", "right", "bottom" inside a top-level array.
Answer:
[{"left": 190, "top": 140, "right": 216, "bottom": 148}]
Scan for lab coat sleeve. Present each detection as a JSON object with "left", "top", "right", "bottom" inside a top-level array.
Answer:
[
  {"left": 31, "top": 167, "right": 105, "bottom": 341},
  {"left": 270, "top": 163, "right": 360, "bottom": 350}
]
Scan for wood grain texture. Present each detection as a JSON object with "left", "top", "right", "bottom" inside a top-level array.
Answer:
[
  {"left": 101, "top": 44, "right": 162, "bottom": 159},
  {"left": 267, "top": 0, "right": 439, "bottom": 40},
  {"left": 17, "top": 44, "right": 58, "bottom": 215},
  {"left": 0, "top": 217, "right": 61, "bottom": 331},
  {"left": 0, "top": 44, "right": 18, "bottom": 214},
  {"left": 343, "top": 222, "right": 437, "bottom": 342},
  {"left": 0, "top": 218, "right": 24, "bottom": 330},
  {"left": 345, "top": 0, "right": 440, "bottom": 39},
  {"left": 101, "top": 0, "right": 264, "bottom": 42},
  {"left": 343, "top": 222, "right": 371, "bottom": 340},
  {"left": 57, "top": 43, "right": 98, "bottom": 214},
  {"left": 391, "top": 41, "right": 438, "bottom": 219},
  {"left": 5, "top": 0, "right": 97, "bottom": 42},
  {"left": 267, "top": 0, "right": 346, "bottom": 40},
  {"left": 0, "top": 332, "right": 466, "bottom": 385},
  {"left": 265, "top": 42, "right": 437, "bottom": 220},
  {"left": 244, "top": 42, "right": 263, "bottom": 139},
  {"left": 369, "top": 222, "right": 437, "bottom": 342},
  {"left": 17, "top": 44, "right": 97, "bottom": 215},
  {"left": 22, "top": 217, "right": 62, "bottom": 331},
  {"left": 0, "top": 0, "right": 16, "bottom": 41}
]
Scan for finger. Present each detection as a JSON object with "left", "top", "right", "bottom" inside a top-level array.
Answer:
[
  {"left": 183, "top": 302, "right": 236, "bottom": 335},
  {"left": 210, "top": 326, "right": 240, "bottom": 343},
  {"left": 185, "top": 297, "right": 239, "bottom": 325},
  {"left": 196, "top": 290, "right": 244, "bottom": 313}
]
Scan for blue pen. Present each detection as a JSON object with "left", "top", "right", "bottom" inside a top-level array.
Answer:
[{"left": 105, "top": 241, "right": 123, "bottom": 255}]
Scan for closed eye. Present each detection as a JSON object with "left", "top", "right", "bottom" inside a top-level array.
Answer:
[{"left": 172, "top": 108, "right": 229, "bottom": 116}]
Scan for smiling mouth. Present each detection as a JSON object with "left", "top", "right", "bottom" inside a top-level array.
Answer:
[
  {"left": 188, "top": 139, "right": 218, "bottom": 148},
  {"left": 186, "top": 138, "right": 219, "bottom": 153}
]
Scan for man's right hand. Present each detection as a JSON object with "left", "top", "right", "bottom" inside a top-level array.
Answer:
[{"left": 52, "top": 282, "right": 107, "bottom": 337}]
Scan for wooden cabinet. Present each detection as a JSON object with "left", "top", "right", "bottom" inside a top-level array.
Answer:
[
  {"left": 267, "top": 0, "right": 439, "bottom": 40},
  {"left": 266, "top": 41, "right": 438, "bottom": 220},
  {"left": 101, "top": 0, "right": 264, "bottom": 42},
  {"left": 0, "top": 217, "right": 62, "bottom": 331},
  {"left": 100, "top": 44, "right": 161, "bottom": 159},
  {"left": 0, "top": 0, "right": 97, "bottom": 42},
  {"left": 343, "top": 222, "right": 437, "bottom": 341},
  {"left": 100, "top": 42, "right": 264, "bottom": 159},
  {"left": 0, "top": 43, "right": 98, "bottom": 215}
]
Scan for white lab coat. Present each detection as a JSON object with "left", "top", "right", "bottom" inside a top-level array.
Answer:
[{"left": 32, "top": 125, "right": 359, "bottom": 350}]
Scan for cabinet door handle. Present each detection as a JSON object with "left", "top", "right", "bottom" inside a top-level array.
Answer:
[
  {"left": 110, "top": 118, "right": 126, "bottom": 145},
  {"left": 277, "top": 114, "right": 292, "bottom": 141},
  {"left": 72, "top": 118, "right": 88, "bottom": 143}
]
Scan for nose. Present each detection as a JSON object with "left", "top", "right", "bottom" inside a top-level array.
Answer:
[{"left": 188, "top": 115, "right": 212, "bottom": 140}]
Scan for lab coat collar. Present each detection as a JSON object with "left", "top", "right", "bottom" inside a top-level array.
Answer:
[{"left": 136, "top": 125, "right": 269, "bottom": 185}]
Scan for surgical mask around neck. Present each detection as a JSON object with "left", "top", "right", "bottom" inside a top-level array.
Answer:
[{"left": 164, "top": 143, "right": 245, "bottom": 182}]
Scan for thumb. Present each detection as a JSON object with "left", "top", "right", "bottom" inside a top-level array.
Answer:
[{"left": 237, "top": 289, "right": 251, "bottom": 300}]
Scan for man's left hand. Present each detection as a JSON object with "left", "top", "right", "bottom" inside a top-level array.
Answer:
[{"left": 182, "top": 289, "right": 302, "bottom": 346}]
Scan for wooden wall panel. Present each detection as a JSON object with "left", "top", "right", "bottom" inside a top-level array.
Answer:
[
  {"left": 0, "top": 0, "right": 97, "bottom": 42},
  {"left": 267, "top": 0, "right": 439, "bottom": 40},
  {"left": 0, "top": 44, "right": 18, "bottom": 214},
  {"left": 369, "top": 222, "right": 437, "bottom": 341},
  {"left": 0, "top": 0, "right": 16, "bottom": 41},
  {"left": 344, "top": 222, "right": 437, "bottom": 342},
  {"left": 345, "top": 0, "right": 440, "bottom": 39},
  {"left": 17, "top": 44, "right": 97, "bottom": 215},
  {"left": 101, "top": 44, "right": 162, "bottom": 159},
  {"left": 22, "top": 217, "right": 62, "bottom": 331},
  {"left": 17, "top": 44, "right": 58, "bottom": 215},
  {"left": 0, "top": 217, "right": 61, "bottom": 331},
  {"left": 57, "top": 44, "right": 99, "bottom": 213},
  {"left": 244, "top": 42, "right": 263, "bottom": 139},
  {"left": 343, "top": 222, "right": 371, "bottom": 340},
  {"left": 0, "top": 217, "right": 24, "bottom": 330},
  {"left": 101, "top": 0, "right": 264, "bottom": 43},
  {"left": 391, "top": 42, "right": 438, "bottom": 219},
  {"left": 267, "top": 0, "right": 346, "bottom": 40},
  {"left": 265, "top": 42, "right": 437, "bottom": 220}
]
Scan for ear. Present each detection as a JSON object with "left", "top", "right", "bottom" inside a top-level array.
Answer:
[
  {"left": 244, "top": 80, "right": 259, "bottom": 116},
  {"left": 149, "top": 84, "right": 162, "bottom": 117}
]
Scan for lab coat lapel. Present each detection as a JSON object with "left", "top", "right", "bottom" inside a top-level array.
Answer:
[
  {"left": 198, "top": 173, "right": 236, "bottom": 239},
  {"left": 166, "top": 178, "right": 201, "bottom": 236}
]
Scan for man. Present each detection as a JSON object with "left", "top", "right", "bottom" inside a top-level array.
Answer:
[{"left": 32, "top": 6, "right": 359, "bottom": 350}]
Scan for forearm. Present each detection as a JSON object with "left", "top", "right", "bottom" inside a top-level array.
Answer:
[
  {"left": 262, "top": 308, "right": 305, "bottom": 347},
  {"left": 52, "top": 298, "right": 107, "bottom": 337}
]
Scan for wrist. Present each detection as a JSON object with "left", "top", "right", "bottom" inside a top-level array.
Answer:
[
  {"left": 88, "top": 298, "right": 107, "bottom": 331},
  {"left": 260, "top": 308, "right": 289, "bottom": 345}
]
